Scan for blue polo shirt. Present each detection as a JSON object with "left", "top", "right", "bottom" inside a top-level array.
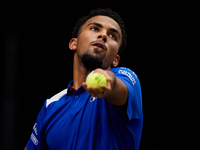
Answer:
[{"left": 26, "top": 67, "right": 143, "bottom": 150}]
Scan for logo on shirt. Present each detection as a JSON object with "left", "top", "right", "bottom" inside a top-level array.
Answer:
[
  {"left": 33, "top": 123, "right": 38, "bottom": 135},
  {"left": 118, "top": 69, "right": 136, "bottom": 85},
  {"left": 31, "top": 123, "right": 38, "bottom": 145},
  {"left": 31, "top": 133, "right": 38, "bottom": 145},
  {"left": 90, "top": 96, "right": 97, "bottom": 102}
]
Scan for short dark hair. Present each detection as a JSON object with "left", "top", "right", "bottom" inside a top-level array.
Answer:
[{"left": 72, "top": 8, "right": 127, "bottom": 56}]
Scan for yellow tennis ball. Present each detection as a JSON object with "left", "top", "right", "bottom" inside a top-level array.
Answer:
[{"left": 86, "top": 72, "right": 107, "bottom": 92}]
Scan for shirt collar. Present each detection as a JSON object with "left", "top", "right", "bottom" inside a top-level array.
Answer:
[
  {"left": 69, "top": 85, "right": 77, "bottom": 93},
  {"left": 67, "top": 80, "right": 86, "bottom": 96},
  {"left": 67, "top": 80, "right": 75, "bottom": 95}
]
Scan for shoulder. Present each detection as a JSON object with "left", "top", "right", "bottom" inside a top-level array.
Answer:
[
  {"left": 110, "top": 67, "right": 137, "bottom": 77},
  {"left": 110, "top": 67, "right": 139, "bottom": 86},
  {"left": 45, "top": 89, "right": 68, "bottom": 108}
]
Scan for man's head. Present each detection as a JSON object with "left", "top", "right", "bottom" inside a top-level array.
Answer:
[{"left": 69, "top": 8, "right": 127, "bottom": 71}]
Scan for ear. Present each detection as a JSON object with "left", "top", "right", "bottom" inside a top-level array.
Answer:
[
  {"left": 112, "top": 55, "right": 120, "bottom": 67},
  {"left": 69, "top": 38, "right": 77, "bottom": 51}
]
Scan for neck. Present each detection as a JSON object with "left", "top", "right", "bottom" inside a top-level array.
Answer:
[{"left": 72, "top": 53, "right": 91, "bottom": 90}]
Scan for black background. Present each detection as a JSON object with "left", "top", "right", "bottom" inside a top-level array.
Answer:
[{"left": 1, "top": 1, "right": 198, "bottom": 150}]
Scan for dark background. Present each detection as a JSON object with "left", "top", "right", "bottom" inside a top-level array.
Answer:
[{"left": 1, "top": 1, "right": 198, "bottom": 150}]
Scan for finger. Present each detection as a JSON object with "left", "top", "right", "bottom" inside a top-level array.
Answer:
[
  {"left": 92, "top": 86, "right": 102, "bottom": 94},
  {"left": 100, "top": 82, "right": 111, "bottom": 92},
  {"left": 83, "top": 82, "right": 93, "bottom": 93},
  {"left": 82, "top": 82, "right": 87, "bottom": 90},
  {"left": 85, "top": 86, "right": 97, "bottom": 97},
  {"left": 88, "top": 88, "right": 97, "bottom": 97},
  {"left": 93, "top": 86, "right": 104, "bottom": 98}
]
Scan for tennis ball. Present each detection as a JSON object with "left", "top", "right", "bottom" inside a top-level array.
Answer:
[{"left": 86, "top": 72, "right": 107, "bottom": 92}]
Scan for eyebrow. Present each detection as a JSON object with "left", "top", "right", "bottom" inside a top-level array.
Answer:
[{"left": 87, "top": 22, "right": 121, "bottom": 38}]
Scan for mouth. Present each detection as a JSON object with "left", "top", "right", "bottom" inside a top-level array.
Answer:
[{"left": 92, "top": 41, "right": 107, "bottom": 51}]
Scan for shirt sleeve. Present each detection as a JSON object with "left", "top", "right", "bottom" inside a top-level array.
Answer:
[
  {"left": 110, "top": 67, "right": 143, "bottom": 120},
  {"left": 26, "top": 101, "right": 48, "bottom": 150}
]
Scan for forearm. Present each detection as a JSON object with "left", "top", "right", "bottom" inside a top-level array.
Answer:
[{"left": 103, "top": 70, "right": 128, "bottom": 106}]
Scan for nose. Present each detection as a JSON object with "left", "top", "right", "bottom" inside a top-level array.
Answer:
[{"left": 98, "top": 32, "right": 107, "bottom": 42}]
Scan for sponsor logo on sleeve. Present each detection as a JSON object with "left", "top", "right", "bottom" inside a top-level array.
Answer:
[
  {"left": 33, "top": 123, "right": 38, "bottom": 135},
  {"left": 118, "top": 69, "right": 136, "bottom": 85},
  {"left": 31, "top": 123, "right": 38, "bottom": 145},
  {"left": 31, "top": 133, "right": 38, "bottom": 145}
]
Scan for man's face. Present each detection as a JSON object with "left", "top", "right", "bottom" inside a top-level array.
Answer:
[{"left": 75, "top": 15, "right": 122, "bottom": 70}]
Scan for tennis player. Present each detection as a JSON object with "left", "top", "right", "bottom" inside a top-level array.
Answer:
[{"left": 25, "top": 8, "right": 143, "bottom": 150}]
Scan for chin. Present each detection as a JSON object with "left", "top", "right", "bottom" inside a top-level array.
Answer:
[{"left": 81, "top": 53, "right": 104, "bottom": 71}]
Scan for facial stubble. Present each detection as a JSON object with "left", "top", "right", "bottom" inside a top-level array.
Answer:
[{"left": 79, "top": 49, "right": 106, "bottom": 71}]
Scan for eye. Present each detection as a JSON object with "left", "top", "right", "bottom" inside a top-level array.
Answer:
[
  {"left": 109, "top": 34, "right": 116, "bottom": 40},
  {"left": 90, "top": 27, "right": 98, "bottom": 31}
]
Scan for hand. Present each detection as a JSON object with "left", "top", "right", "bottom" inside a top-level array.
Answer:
[{"left": 82, "top": 68, "right": 113, "bottom": 98}]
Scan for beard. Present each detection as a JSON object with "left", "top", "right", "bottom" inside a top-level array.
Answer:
[{"left": 80, "top": 52, "right": 105, "bottom": 71}]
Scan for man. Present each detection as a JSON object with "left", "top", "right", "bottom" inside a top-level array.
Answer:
[{"left": 25, "top": 8, "right": 143, "bottom": 150}]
